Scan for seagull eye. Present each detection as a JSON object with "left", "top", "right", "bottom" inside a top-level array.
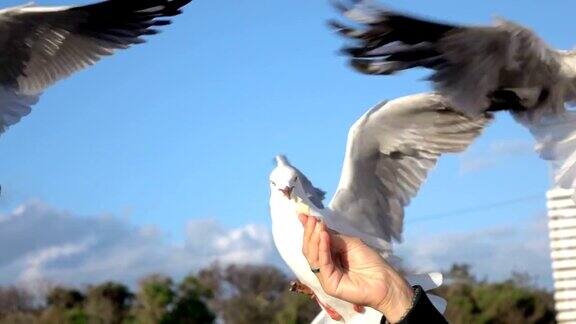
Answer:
[{"left": 271, "top": 181, "right": 276, "bottom": 186}]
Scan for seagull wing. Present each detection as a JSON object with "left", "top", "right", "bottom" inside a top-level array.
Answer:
[
  {"left": 0, "top": 0, "right": 191, "bottom": 135},
  {"left": 522, "top": 111, "right": 576, "bottom": 190},
  {"left": 331, "top": 0, "right": 567, "bottom": 115},
  {"left": 329, "top": 93, "right": 492, "bottom": 242}
]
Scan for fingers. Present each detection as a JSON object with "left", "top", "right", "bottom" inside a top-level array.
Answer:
[
  {"left": 300, "top": 216, "right": 348, "bottom": 301},
  {"left": 300, "top": 213, "right": 335, "bottom": 274},
  {"left": 300, "top": 214, "right": 327, "bottom": 271},
  {"left": 301, "top": 214, "right": 317, "bottom": 257},
  {"left": 317, "top": 229, "right": 343, "bottom": 295},
  {"left": 318, "top": 230, "right": 335, "bottom": 275},
  {"left": 308, "top": 220, "right": 323, "bottom": 267}
]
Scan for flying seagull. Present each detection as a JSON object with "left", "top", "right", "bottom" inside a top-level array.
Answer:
[
  {"left": 269, "top": 93, "right": 492, "bottom": 322},
  {"left": 0, "top": 0, "right": 192, "bottom": 136},
  {"left": 330, "top": 0, "right": 576, "bottom": 190}
]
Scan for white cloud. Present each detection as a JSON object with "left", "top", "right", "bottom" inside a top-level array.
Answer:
[
  {"left": 459, "top": 139, "right": 534, "bottom": 174},
  {"left": 21, "top": 240, "right": 92, "bottom": 283},
  {"left": 0, "top": 200, "right": 554, "bottom": 293},
  {"left": 0, "top": 200, "right": 280, "bottom": 291},
  {"left": 397, "top": 215, "right": 553, "bottom": 288}
]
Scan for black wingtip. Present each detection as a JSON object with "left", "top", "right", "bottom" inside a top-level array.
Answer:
[
  {"left": 327, "top": 19, "right": 344, "bottom": 30},
  {"left": 74, "top": 0, "right": 194, "bottom": 47},
  {"left": 350, "top": 59, "right": 371, "bottom": 72},
  {"left": 165, "top": 0, "right": 194, "bottom": 11},
  {"left": 132, "top": 38, "right": 147, "bottom": 45},
  {"left": 330, "top": 0, "right": 350, "bottom": 14},
  {"left": 142, "top": 29, "right": 161, "bottom": 36},
  {"left": 350, "top": 59, "right": 397, "bottom": 75},
  {"left": 328, "top": 20, "right": 368, "bottom": 41},
  {"left": 151, "top": 20, "right": 172, "bottom": 27},
  {"left": 341, "top": 46, "right": 365, "bottom": 56}
]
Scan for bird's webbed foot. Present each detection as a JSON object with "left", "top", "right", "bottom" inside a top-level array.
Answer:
[{"left": 289, "top": 280, "right": 315, "bottom": 298}]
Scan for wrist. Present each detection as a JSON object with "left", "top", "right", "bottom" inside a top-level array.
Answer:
[{"left": 374, "top": 274, "right": 414, "bottom": 323}]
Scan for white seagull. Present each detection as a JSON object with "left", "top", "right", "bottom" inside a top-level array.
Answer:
[
  {"left": 269, "top": 93, "right": 492, "bottom": 323},
  {"left": 0, "top": 0, "right": 192, "bottom": 136},
  {"left": 331, "top": 0, "right": 576, "bottom": 190}
]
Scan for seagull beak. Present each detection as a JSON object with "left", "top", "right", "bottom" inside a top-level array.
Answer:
[{"left": 280, "top": 186, "right": 293, "bottom": 198}]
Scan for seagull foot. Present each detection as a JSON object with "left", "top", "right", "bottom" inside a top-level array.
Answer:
[{"left": 289, "top": 280, "right": 315, "bottom": 298}]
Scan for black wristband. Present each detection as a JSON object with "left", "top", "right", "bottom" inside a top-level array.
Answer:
[{"left": 382, "top": 286, "right": 448, "bottom": 324}]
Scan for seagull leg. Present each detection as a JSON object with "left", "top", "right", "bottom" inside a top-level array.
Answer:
[
  {"left": 289, "top": 281, "right": 344, "bottom": 320},
  {"left": 289, "top": 280, "right": 315, "bottom": 298}
]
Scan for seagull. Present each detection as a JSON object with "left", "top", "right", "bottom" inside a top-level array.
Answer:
[
  {"left": 269, "top": 93, "right": 492, "bottom": 323},
  {"left": 0, "top": 0, "right": 192, "bottom": 136},
  {"left": 330, "top": 0, "right": 576, "bottom": 190}
]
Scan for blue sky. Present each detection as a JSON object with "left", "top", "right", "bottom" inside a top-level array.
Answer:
[{"left": 0, "top": 0, "right": 574, "bottom": 287}]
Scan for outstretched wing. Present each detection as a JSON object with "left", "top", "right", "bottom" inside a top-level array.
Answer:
[
  {"left": 523, "top": 111, "right": 576, "bottom": 190},
  {"left": 331, "top": 0, "right": 564, "bottom": 115},
  {"left": 0, "top": 0, "right": 192, "bottom": 135},
  {"left": 330, "top": 93, "right": 492, "bottom": 242}
]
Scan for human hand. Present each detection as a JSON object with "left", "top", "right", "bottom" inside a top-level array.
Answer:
[{"left": 299, "top": 214, "right": 414, "bottom": 323}]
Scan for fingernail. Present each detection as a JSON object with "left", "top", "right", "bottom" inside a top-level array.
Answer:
[{"left": 298, "top": 214, "right": 306, "bottom": 224}]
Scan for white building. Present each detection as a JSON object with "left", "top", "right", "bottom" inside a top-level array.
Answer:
[{"left": 547, "top": 188, "right": 576, "bottom": 323}]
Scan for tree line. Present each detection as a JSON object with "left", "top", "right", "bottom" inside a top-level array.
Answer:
[{"left": 0, "top": 263, "right": 556, "bottom": 323}]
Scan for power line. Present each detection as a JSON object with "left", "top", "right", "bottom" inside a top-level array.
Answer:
[{"left": 407, "top": 193, "right": 544, "bottom": 224}]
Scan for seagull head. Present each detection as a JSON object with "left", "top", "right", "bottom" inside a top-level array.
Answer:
[{"left": 269, "top": 155, "right": 303, "bottom": 200}]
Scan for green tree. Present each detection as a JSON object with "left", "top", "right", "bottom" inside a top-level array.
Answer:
[
  {"left": 166, "top": 274, "right": 215, "bottom": 323},
  {"left": 133, "top": 274, "right": 175, "bottom": 324},
  {"left": 39, "top": 307, "right": 87, "bottom": 324},
  {"left": 198, "top": 264, "right": 318, "bottom": 324},
  {"left": 47, "top": 287, "right": 85, "bottom": 309},
  {"left": 273, "top": 292, "right": 320, "bottom": 324},
  {"left": 85, "top": 282, "right": 133, "bottom": 324},
  {"left": 39, "top": 286, "right": 87, "bottom": 324},
  {"left": 436, "top": 264, "right": 556, "bottom": 324},
  {"left": 473, "top": 282, "right": 555, "bottom": 323},
  {"left": 446, "top": 263, "right": 476, "bottom": 284}
]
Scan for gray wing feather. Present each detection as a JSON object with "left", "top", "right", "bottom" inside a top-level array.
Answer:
[
  {"left": 330, "top": 93, "right": 492, "bottom": 242},
  {"left": 0, "top": 0, "right": 191, "bottom": 134},
  {"left": 296, "top": 169, "right": 326, "bottom": 209},
  {"left": 0, "top": 88, "right": 38, "bottom": 135},
  {"left": 332, "top": 1, "right": 569, "bottom": 116},
  {"left": 430, "top": 20, "right": 564, "bottom": 116},
  {"left": 522, "top": 111, "right": 576, "bottom": 190}
]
